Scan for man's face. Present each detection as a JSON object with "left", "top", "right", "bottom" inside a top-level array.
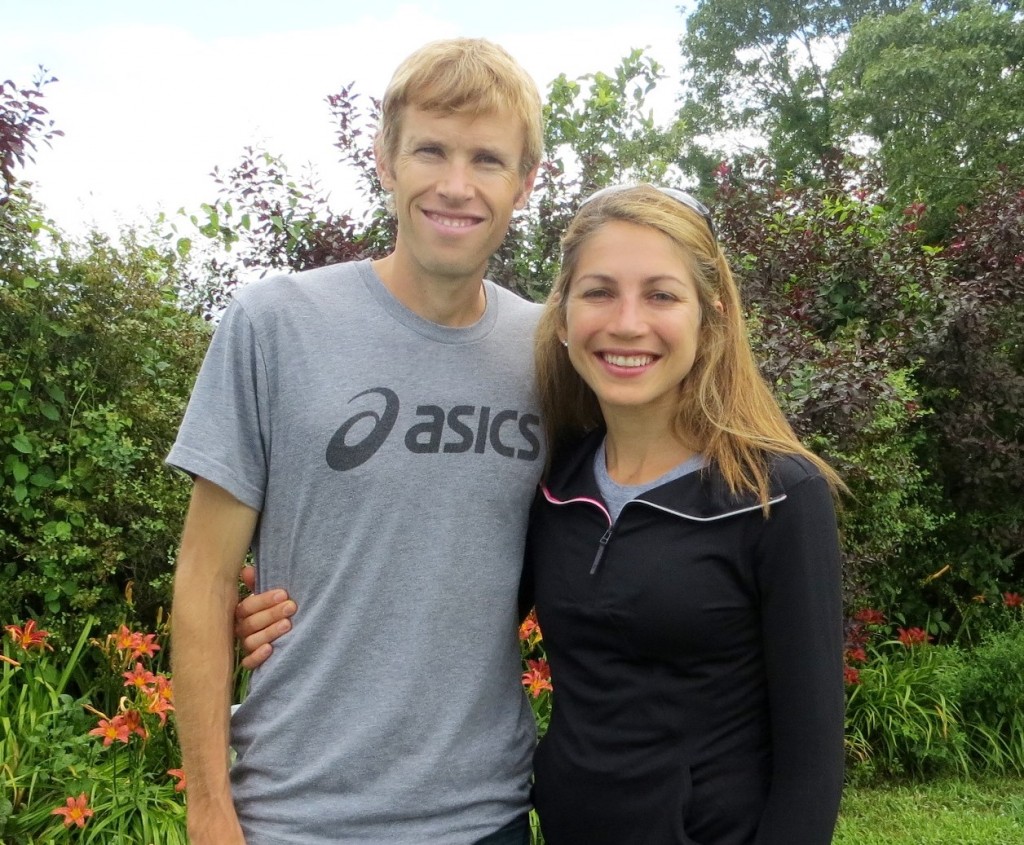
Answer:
[{"left": 377, "top": 105, "right": 536, "bottom": 289}]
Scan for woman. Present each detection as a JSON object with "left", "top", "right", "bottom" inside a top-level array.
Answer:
[
  {"left": 236, "top": 185, "right": 846, "bottom": 844},
  {"left": 522, "top": 184, "right": 845, "bottom": 844}
]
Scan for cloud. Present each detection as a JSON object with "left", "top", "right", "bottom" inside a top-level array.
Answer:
[{"left": 9, "top": 6, "right": 684, "bottom": 234}]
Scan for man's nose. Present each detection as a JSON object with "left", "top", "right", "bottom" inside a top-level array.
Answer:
[{"left": 437, "top": 160, "right": 474, "bottom": 202}]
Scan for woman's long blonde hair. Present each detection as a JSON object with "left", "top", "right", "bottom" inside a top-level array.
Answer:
[{"left": 535, "top": 184, "right": 844, "bottom": 505}]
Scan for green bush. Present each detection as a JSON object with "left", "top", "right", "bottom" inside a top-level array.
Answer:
[
  {"left": 0, "top": 197, "right": 209, "bottom": 641},
  {"left": 954, "top": 610, "right": 1024, "bottom": 773}
]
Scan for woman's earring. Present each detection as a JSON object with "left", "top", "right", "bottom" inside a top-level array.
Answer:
[{"left": 561, "top": 339, "right": 568, "bottom": 348}]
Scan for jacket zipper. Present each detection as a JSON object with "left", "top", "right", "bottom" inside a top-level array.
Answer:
[
  {"left": 539, "top": 487, "right": 614, "bottom": 577},
  {"left": 590, "top": 526, "right": 614, "bottom": 575}
]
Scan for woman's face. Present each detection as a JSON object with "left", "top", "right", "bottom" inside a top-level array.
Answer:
[{"left": 561, "top": 220, "right": 711, "bottom": 425}]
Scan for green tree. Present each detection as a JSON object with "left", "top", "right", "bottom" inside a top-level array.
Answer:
[
  {"left": 496, "top": 49, "right": 696, "bottom": 300},
  {"left": 832, "top": 0, "right": 1024, "bottom": 237},
  {"left": 679, "top": 0, "right": 891, "bottom": 179}
]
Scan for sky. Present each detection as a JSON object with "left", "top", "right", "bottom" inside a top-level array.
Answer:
[{"left": 4, "top": 0, "right": 691, "bottom": 235}]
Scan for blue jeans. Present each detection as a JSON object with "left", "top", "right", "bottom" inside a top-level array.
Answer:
[{"left": 473, "top": 813, "right": 531, "bottom": 845}]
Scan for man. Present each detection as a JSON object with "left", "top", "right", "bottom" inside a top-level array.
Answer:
[{"left": 169, "top": 38, "right": 544, "bottom": 845}]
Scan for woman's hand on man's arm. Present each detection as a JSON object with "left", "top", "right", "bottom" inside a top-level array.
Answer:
[{"left": 234, "top": 565, "right": 296, "bottom": 670}]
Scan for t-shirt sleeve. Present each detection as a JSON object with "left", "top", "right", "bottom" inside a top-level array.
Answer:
[{"left": 166, "top": 298, "right": 269, "bottom": 511}]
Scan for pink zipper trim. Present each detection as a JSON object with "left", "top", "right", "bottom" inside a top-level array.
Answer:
[
  {"left": 540, "top": 484, "right": 611, "bottom": 525},
  {"left": 540, "top": 484, "right": 614, "bottom": 574}
]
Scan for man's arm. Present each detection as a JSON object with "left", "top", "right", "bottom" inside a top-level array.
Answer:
[{"left": 172, "top": 477, "right": 259, "bottom": 845}]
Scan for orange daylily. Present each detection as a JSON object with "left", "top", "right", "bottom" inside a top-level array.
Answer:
[
  {"left": 130, "top": 632, "right": 161, "bottom": 659},
  {"left": 151, "top": 673, "right": 174, "bottom": 702},
  {"left": 123, "top": 662, "right": 158, "bottom": 691},
  {"left": 521, "top": 658, "right": 553, "bottom": 698},
  {"left": 168, "top": 768, "right": 187, "bottom": 792},
  {"left": 52, "top": 793, "right": 94, "bottom": 828},
  {"left": 145, "top": 693, "right": 174, "bottom": 725},
  {"left": 518, "top": 610, "right": 542, "bottom": 644},
  {"left": 89, "top": 715, "right": 131, "bottom": 746},
  {"left": 112, "top": 624, "right": 137, "bottom": 651},
  {"left": 121, "top": 708, "right": 149, "bottom": 740},
  {"left": 4, "top": 619, "right": 52, "bottom": 651},
  {"left": 110, "top": 625, "right": 161, "bottom": 659}
]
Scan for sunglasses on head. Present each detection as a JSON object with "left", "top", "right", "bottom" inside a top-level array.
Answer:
[{"left": 579, "top": 184, "right": 717, "bottom": 242}]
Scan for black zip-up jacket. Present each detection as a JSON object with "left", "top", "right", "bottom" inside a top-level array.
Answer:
[{"left": 522, "top": 431, "right": 845, "bottom": 845}]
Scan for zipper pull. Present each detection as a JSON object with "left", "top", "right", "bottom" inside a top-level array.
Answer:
[{"left": 590, "top": 526, "right": 613, "bottom": 575}]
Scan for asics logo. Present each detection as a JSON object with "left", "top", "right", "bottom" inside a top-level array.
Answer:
[
  {"left": 326, "top": 387, "right": 541, "bottom": 471},
  {"left": 326, "top": 388, "right": 401, "bottom": 471}
]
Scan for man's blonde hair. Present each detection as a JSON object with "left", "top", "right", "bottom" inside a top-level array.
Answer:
[{"left": 377, "top": 38, "right": 543, "bottom": 180}]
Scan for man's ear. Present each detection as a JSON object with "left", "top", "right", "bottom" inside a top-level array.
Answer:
[
  {"left": 514, "top": 165, "right": 540, "bottom": 211},
  {"left": 375, "top": 141, "right": 395, "bottom": 191}
]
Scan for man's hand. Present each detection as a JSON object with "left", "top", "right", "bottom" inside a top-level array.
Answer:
[{"left": 235, "top": 565, "right": 296, "bottom": 670}]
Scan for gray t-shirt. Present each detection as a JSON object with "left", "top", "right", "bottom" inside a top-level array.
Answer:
[{"left": 167, "top": 260, "right": 544, "bottom": 844}]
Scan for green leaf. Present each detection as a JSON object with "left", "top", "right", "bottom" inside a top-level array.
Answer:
[
  {"left": 11, "top": 460, "right": 29, "bottom": 482},
  {"left": 45, "top": 383, "right": 66, "bottom": 403},
  {"left": 21, "top": 276, "right": 40, "bottom": 289},
  {"left": 39, "top": 401, "right": 60, "bottom": 421},
  {"left": 11, "top": 434, "right": 33, "bottom": 454},
  {"left": 29, "top": 466, "right": 56, "bottom": 487}
]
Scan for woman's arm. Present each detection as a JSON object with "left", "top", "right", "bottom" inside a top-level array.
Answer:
[{"left": 753, "top": 470, "right": 846, "bottom": 845}]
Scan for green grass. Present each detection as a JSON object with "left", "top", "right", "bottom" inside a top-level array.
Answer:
[{"left": 834, "top": 776, "right": 1024, "bottom": 845}]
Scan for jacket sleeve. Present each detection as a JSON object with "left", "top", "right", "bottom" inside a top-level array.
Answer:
[
  {"left": 517, "top": 490, "right": 542, "bottom": 622},
  {"left": 752, "top": 470, "right": 845, "bottom": 845}
]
